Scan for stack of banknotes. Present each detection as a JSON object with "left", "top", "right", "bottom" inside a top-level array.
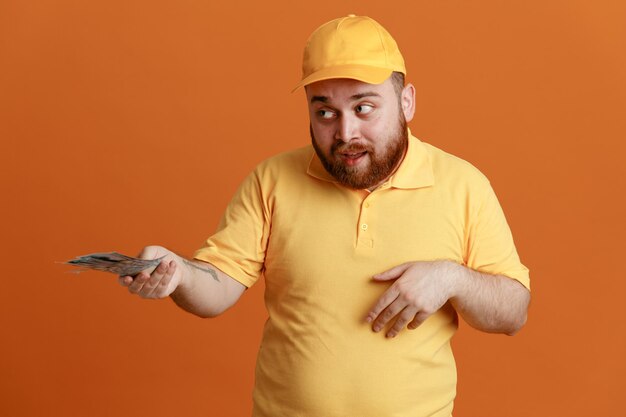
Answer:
[{"left": 66, "top": 252, "right": 164, "bottom": 276}]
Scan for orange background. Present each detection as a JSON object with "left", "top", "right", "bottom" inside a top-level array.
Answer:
[{"left": 2, "top": 1, "right": 625, "bottom": 416}]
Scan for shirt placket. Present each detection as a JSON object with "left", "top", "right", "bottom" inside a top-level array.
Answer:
[{"left": 355, "top": 181, "right": 390, "bottom": 250}]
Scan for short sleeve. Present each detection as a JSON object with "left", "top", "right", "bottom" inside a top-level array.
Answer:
[
  {"left": 465, "top": 182, "right": 530, "bottom": 290},
  {"left": 193, "top": 169, "right": 271, "bottom": 288}
]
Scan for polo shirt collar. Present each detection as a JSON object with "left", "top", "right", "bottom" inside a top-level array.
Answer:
[
  {"left": 306, "top": 129, "right": 434, "bottom": 190},
  {"left": 390, "top": 131, "right": 435, "bottom": 189}
]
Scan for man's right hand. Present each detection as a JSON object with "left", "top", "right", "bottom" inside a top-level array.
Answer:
[
  {"left": 117, "top": 245, "right": 246, "bottom": 317},
  {"left": 118, "top": 246, "right": 182, "bottom": 299}
]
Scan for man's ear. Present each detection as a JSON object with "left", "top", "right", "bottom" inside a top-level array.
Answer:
[{"left": 401, "top": 83, "right": 416, "bottom": 123}]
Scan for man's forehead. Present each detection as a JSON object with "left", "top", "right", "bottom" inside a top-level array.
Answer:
[{"left": 305, "top": 77, "right": 390, "bottom": 102}]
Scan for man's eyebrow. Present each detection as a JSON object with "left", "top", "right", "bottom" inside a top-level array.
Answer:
[
  {"left": 351, "top": 92, "right": 380, "bottom": 100},
  {"left": 310, "top": 92, "right": 380, "bottom": 104}
]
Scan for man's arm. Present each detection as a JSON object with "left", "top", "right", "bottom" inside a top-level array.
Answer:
[
  {"left": 365, "top": 260, "right": 530, "bottom": 338},
  {"left": 119, "top": 245, "right": 246, "bottom": 318},
  {"left": 448, "top": 262, "right": 529, "bottom": 335}
]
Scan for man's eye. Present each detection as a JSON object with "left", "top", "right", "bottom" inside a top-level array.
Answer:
[
  {"left": 317, "top": 110, "right": 335, "bottom": 119},
  {"left": 356, "top": 104, "right": 374, "bottom": 114}
]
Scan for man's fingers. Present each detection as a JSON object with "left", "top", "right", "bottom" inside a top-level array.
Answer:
[
  {"left": 371, "top": 298, "right": 406, "bottom": 333},
  {"left": 128, "top": 261, "right": 166, "bottom": 293},
  {"left": 127, "top": 272, "right": 151, "bottom": 294},
  {"left": 365, "top": 286, "right": 400, "bottom": 323},
  {"left": 140, "top": 271, "right": 164, "bottom": 298},
  {"left": 407, "top": 311, "right": 431, "bottom": 330},
  {"left": 125, "top": 261, "right": 177, "bottom": 299},
  {"left": 372, "top": 263, "right": 412, "bottom": 281},
  {"left": 386, "top": 307, "right": 419, "bottom": 338},
  {"left": 119, "top": 246, "right": 177, "bottom": 298},
  {"left": 118, "top": 276, "right": 133, "bottom": 287},
  {"left": 145, "top": 261, "right": 176, "bottom": 298},
  {"left": 154, "top": 263, "right": 176, "bottom": 297}
]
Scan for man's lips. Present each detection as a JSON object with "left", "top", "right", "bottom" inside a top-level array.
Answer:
[{"left": 338, "top": 150, "right": 367, "bottom": 166}]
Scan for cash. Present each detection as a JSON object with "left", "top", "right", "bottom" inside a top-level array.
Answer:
[{"left": 65, "top": 252, "right": 164, "bottom": 276}]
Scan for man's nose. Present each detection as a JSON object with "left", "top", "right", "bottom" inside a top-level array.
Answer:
[{"left": 335, "top": 114, "right": 359, "bottom": 143}]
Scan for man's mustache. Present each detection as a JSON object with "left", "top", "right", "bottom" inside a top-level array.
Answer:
[{"left": 331, "top": 142, "right": 371, "bottom": 154}]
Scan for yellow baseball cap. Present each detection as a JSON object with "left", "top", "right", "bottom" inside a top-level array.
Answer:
[{"left": 292, "top": 15, "right": 406, "bottom": 91}]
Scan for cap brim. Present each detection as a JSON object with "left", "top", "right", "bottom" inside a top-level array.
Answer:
[{"left": 291, "top": 65, "right": 395, "bottom": 92}]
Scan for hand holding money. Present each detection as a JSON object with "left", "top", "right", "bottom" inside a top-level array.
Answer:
[
  {"left": 67, "top": 246, "right": 183, "bottom": 299},
  {"left": 119, "top": 246, "right": 183, "bottom": 299}
]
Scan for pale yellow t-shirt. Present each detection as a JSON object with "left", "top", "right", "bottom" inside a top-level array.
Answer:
[{"left": 194, "top": 134, "right": 530, "bottom": 417}]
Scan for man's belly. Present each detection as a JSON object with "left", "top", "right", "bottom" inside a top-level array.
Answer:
[{"left": 251, "top": 302, "right": 458, "bottom": 417}]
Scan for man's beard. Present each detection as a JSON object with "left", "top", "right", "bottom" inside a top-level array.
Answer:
[{"left": 311, "top": 118, "right": 408, "bottom": 190}]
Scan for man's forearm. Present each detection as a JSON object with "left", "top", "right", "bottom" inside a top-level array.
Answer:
[
  {"left": 170, "top": 256, "right": 245, "bottom": 318},
  {"left": 447, "top": 261, "right": 530, "bottom": 335}
]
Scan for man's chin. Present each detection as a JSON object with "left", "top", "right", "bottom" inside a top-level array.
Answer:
[
  {"left": 335, "top": 160, "right": 369, "bottom": 177},
  {"left": 334, "top": 169, "right": 378, "bottom": 190}
]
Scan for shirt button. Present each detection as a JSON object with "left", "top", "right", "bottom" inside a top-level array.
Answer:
[
  {"left": 364, "top": 202, "right": 370, "bottom": 208},
  {"left": 361, "top": 223, "right": 368, "bottom": 231}
]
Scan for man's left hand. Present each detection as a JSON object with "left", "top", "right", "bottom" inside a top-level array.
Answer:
[{"left": 365, "top": 261, "right": 458, "bottom": 338}]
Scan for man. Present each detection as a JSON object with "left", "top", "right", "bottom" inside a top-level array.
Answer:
[{"left": 119, "top": 15, "right": 530, "bottom": 417}]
